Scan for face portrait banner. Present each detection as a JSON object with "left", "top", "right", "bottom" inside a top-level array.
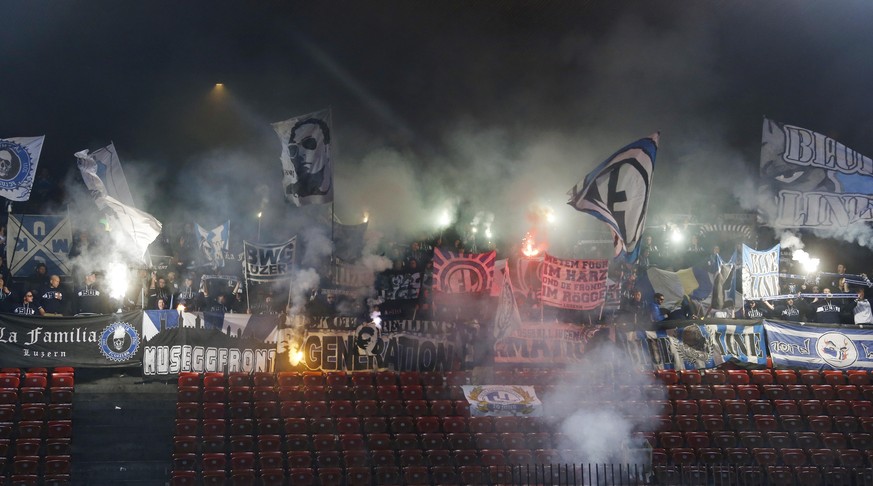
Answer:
[
  {"left": 272, "top": 109, "right": 333, "bottom": 206},
  {"left": 759, "top": 117, "right": 873, "bottom": 228}
]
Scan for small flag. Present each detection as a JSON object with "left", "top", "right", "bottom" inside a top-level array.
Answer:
[{"left": 0, "top": 136, "right": 44, "bottom": 201}]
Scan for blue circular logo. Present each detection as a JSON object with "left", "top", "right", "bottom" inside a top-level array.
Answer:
[
  {"left": 0, "top": 140, "right": 32, "bottom": 189},
  {"left": 99, "top": 321, "right": 141, "bottom": 362}
]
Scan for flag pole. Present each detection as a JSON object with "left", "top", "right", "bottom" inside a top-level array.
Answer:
[{"left": 244, "top": 247, "right": 252, "bottom": 314}]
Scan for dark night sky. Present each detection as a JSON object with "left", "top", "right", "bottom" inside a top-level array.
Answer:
[{"left": 3, "top": 0, "right": 873, "bottom": 267}]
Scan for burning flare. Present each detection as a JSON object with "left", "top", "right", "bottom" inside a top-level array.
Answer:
[{"left": 521, "top": 232, "right": 543, "bottom": 257}]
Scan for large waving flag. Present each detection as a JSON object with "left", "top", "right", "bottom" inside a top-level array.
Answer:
[
  {"left": 196, "top": 221, "right": 230, "bottom": 269},
  {"left": 76, "top": 147, "right": 162, "bottom": 262},
  {"left": 568, "top": 133, "right": 659, "bottom": 262},
  {"left": 0, "top": 136, "right": 44, "bottom": 202},
  {"left": 272, "top": 109, "right": 333, "bottom": 206}
]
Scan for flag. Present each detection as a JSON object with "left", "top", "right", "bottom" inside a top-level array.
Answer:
[
  {"left": 742, "top": 244, "right": 780, "bottom": 300},
  {"left": 6, "top": 214, "right": 72, "bottom": 276},
  {"left": 80, "top": 142, "right": 135, "bottom": 205},
  {"left": 760, "top": 117, "right": 873, "bottom": 227},
  {"left": 76, "top": 148, "right": 162, "bottom": 262},
  {"left": 432, "top": 248, "right": 496, "bottom": 293},
  {"left": 711, "top": 251, "right": 739, "bottom": 310},
  {"left": 568, "top": 133, "right": 659, "bottom": 262},
  {"left": 641, "top": 264, "right": 714, "bottom": 310},
  {"left": 272, "top": 109, "right": 333, "bottom": 206},
  {"left": 493, "top": 260, "right": 522, "bottom": 340},
  {"left": 195, "top": 221, "right": 230, "bottom": 269},
  {"left": 0, "top": 136, "right": 44, "bottom": 201},
  {"left": 244, "top": 237, "right": 297, "bottom": 282}
]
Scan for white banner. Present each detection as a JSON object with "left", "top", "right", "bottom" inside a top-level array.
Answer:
[
  {"left": 461, "top": 385, "right": 543, "bottom": 417},
  {"left": 742, "top": 244, "right": 780, "bottom": 300}
]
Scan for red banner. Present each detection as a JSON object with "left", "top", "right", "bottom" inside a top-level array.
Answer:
[{"left": 540, "top": 253, "right": 608, "bottom": 310}]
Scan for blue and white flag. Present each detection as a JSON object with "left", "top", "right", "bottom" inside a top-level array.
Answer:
[
  {"left": 78, "top": 143, "right": 134, "bottom": 205},
  {"left": 6, "top": 214, "right": 72, "bottom": 277},
  {"left": 760, "top": 118, "right": 873, "bottom": 228},
  {"left": 568, "top": 133, "right": 658, "bottom": 262},
  {"left": 742, "top": 244, "right": 780, "bottom": 300},
  {"left": 764, "top": 320, "right": 873, "bottom": 370},
  {"left": 195, "top": 221, "right": 230, "bottom": 269},
  {"left": 272, "top": 109, "right": 333, "bottom": 206},
  {"left": 0, "top": 136, "right": 44, "bottom": 202},
  {"left": 76, "top": 146, "right": 162, "bottom": 262}
]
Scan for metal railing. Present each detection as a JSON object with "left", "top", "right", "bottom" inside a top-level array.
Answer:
[{"left": 486, "top": 463, "right": 873, "bottom": 485}]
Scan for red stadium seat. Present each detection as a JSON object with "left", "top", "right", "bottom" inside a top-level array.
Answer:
[
  {"left": 735, "top": 385, "right": 760, "bottom": 400},
  {"left": 354, "top": 400, "right": 379, "bottom": 417},
  {"left": 374, "top": 370, "right": 397, "bottom": 387},
  {"left": 698, "top": 399, "right": 722, "bottom": 415},
  {"left": 798, "top": 399, "right": 823, "bottom": 416},
  {"left": 287, "top": 467, "right": 315, "bottom": 485},
  {"left": 415, "top": 416, "right": 441, "bottom": 434},
  {"left": 722, "top": 399, "right": 747, "bottom": 415},
  {"left": 362, "top": 416, "right": 388, "bottom": 434},
  {"left": 726, "top": 370, "right": 750, "bottom": 385},
  {"left": 810, "top": 384, "right": 836, "bottom": 400},
  {"left": 825, "top": 399, "right": 851, "bottom": 416},
  {"left": 684, "top": 431, "right": 709, "bottom": 449},
  {"left": 786, "top": 384, "right": 811, "bottom": 400},
  {"left": 302, "top": 371, "right": 324, "bottom": 387},
  {"left": 752, "top": 448, "right": 778, "bottom": 466},
  {"left": 773, "top": 399, "right": 799, "bottom": 415},
  {"left": 447, "top": 432, "right": 475, "bottom": 450},
  {"left": 750, "top": 370, "right": 774, "bottom": 385},
  {"left": 766, "top": 431, "right": 792, "bottom": 448},
  {"left": 738, "top": 431, "right": 764, "bottom": 449},
  {"left": 773, "top": 370, "right": 798, "bottom": 385},
  {"left": 807, "top": 415, "right": 833, "bottom": 433},
  {"left": 673, "top": 400, "right": 698, "bottom": 415},
  {"left": 251, "top": 371, "right": 274, "bottom": 388},
  {"left": 468, "top": 416, "right": 493, "bottom": 433},
  {"left": 835, "top": 384, "right": 861, "bottom": 400},
  {"left": 847, "top": 370, "right": 871, "bottom": 385},
  {"left": 701, "top": 369, "right": 726, "bottom": 385},
  {"left": 808, "top": 448, "right": 836, "bottom": 466},
  {"left": 709, "top": 431, "right": 736, "bottom": 449},
  {"left": 371, "top": 449, "right": 398, "bottom": 468},
  {"left": 779, "top": 415, "right": 805, "bottom": 432},
  {"left": 201, "top": 452, "right": 227, "bottom": 472}
]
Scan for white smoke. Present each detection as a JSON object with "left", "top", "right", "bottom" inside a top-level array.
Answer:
[{"left": 544, "top": 343, "right": 663, "bottom": 466}]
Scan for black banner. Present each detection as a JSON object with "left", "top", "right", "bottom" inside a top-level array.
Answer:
[
  {"left": 142, "top": 326, "right": 278, "bottom": 376},
  {"left": 0, "top": 311, "right": 143, "bottom": 368}
]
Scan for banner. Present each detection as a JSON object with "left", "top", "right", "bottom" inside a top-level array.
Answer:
[
  {"left": 7, "top": 214, "right": 72, "bottom": 277},
  {"left": 494, "top": 321, "right": 611, "bottom": 364},
  {"left": 0, "top": 311, "right": 143, "bottom": 367},
  {"left": 334, "top": 260, "right": 375, "bottom": 289},
  {"left": 540, "top": 253, "right": 608, "bottom": 310},
  {"left": 297, "top": 316, "right": 466, "bottom": 371},
  {"left": 272, "top": 109, "right": 333, "bottom": 206},
  {"left": 742, "top": 244, "right": 780, "bottom": 300},
  {"left": 244, "top": 237, "right": 296, "bottom": 282},
  {"left": 195, "top": 221, "right": 230, "bottom": 270},
  {"left": 461, "top": 385, "right": 543, "bottom": 417},
  {"left": 764, "top": 320, "right": 873, "bottom": 370},
  {"left": 379, "top": 271, "right": 421, "bottom": 301},
  {"left": 432, "top": 248, "right": 496, "bottom": 293},
  {"left": 567, "top": 133, "right": 658, "bottom": 261},
  {"left": 141, "top": 310, "right": 280, "bottom": 376},
  {"left": 292, "top": 330, "right": 463, "bottom": 372},
  {"left": 624, "top": 321, "right": 767, "bottom": 370},
  {"left": 0, "top": 136, "right": 44, "bottom": 201},
  {"left": 759, "top": 117, "right": 873, "bottom": 227}
]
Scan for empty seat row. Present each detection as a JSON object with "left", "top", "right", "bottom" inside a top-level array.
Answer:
[
  {"left": 653, "top": 446, "right": 871, "bottom": 467},
  {"left": 664, "top": 398, "right": 873, "bottom": 417},
  {"left": 664, "top": 383, "right": 873, "bottom": 401},
  {"left": 643, "top": 413, "right": 873, "bottom": 434},
  {"left": 655, "top": 369, "right": 873, "bottom": 386},
  {"left": 656, "top": 430, "right": 873, "bottom": 450}
]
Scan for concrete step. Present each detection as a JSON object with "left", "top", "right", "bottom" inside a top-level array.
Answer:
[{"left": 71, "top": 460, "right": 169, "bottom": 485}]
